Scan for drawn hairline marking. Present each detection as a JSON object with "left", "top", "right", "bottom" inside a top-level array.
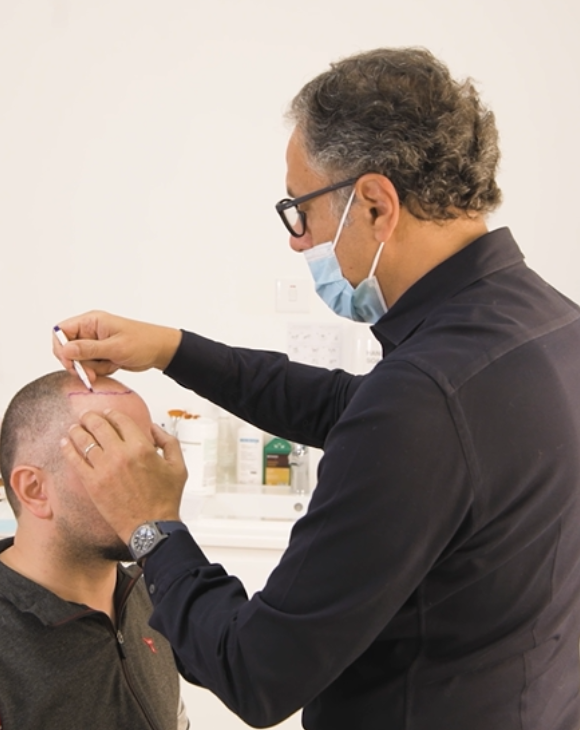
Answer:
[{"left": 67, "top": 390, "right": 134, "bottom": 397}]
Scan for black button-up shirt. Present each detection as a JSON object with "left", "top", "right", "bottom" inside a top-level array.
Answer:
[{"left": 148, "top": 227, "right": 580, "bottom": 729}]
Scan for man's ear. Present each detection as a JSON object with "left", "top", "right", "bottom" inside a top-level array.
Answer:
[
  {"left": 355, "top": 174, "right": 400, "bottom": 243},
  {"left": 9, "top": 466, "right": 53, "bottom": 520}
]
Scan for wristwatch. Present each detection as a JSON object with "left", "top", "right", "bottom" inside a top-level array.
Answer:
[{"left": 128, "top": 521, "right": 188, "bottom": 564}]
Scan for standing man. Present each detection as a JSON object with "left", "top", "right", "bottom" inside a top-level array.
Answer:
[
  {"left": 54, "top": 48, "right": 580, "bottom": 729},
  {"left": 0, "top": 371, "right": 189, "bottom": 730}
]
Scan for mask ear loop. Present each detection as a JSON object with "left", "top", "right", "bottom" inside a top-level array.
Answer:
[
  {"left": 331, "top": 188, "right": 357, "bottom": 252},
  {"left": 368, "top": 241, "right": 385, "bottom": 277},
  {"left": 367, "top": 240, "right": 388, "bottom": 312}
]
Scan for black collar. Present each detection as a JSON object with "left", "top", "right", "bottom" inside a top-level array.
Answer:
[{"left": 371, "top": 227, "right": 524, "bottom": 351}]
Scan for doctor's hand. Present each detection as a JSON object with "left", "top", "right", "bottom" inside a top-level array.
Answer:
[
  {"left": 53, "top": 310, "right": 182, "bottom": 381},
  {"left": 61, "top": 409, "right": 187, "bottom": 543}
]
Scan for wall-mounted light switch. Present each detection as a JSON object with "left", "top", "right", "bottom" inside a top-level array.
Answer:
[{"left": 275, "top": 278, "right": 310, "bottom": 313}]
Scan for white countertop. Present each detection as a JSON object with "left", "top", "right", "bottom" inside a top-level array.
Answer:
[{"left": 185, "top": 517, "right": 293, "bottom": 550}]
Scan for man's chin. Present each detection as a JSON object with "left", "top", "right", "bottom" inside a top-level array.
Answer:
[{"left": 99, "top": 543, "right": 133, "bottom": 563}]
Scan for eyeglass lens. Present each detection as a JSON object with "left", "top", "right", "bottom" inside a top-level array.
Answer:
[{"left": 282, "top": 206, "right": 304, "bottom": 237}]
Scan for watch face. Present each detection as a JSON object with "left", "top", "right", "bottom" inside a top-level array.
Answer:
[{"left": 131, "top": 525, "right": 157, "bottom": 555}]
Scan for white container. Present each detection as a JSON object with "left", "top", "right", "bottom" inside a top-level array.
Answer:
[
  {"left": 236, "top": 423, "right": 263, "bottom": 491},
  {"left": 216, "top": 409, "right": 237, "bottom": 489},
  {"left": 177, "top": 417, "right": 218, "bottom": 496}
]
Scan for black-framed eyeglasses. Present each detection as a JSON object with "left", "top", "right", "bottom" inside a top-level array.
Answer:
[{"left": 275, "top": 177, "right": 359, "bottom": 238}]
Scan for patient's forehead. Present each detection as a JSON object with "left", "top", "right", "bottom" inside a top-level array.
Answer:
[{"left": 64, "top": 378, "right": 152, "bottom": 430}]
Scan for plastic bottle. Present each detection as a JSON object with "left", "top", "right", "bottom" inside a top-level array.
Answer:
[
  {"left": 263, "top": 437, "right": 292, "bottom": 486},
  {"left": 216, "top": 409, "right": 237, "bottom": 490},
  {"left": 290, "top": 443, "right": 310, "bottom": 494},
  {"left": 236, "top": 423, "right": 263, "bottom": 492},
  {"left": 177, "top": 416, "right": 218, "bottom": 496}
]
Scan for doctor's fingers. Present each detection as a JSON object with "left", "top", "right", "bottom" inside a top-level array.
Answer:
[{"left": 56, "top": 311, "right": 182, "bottom": 373}]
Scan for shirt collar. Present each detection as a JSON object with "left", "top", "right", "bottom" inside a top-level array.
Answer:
[
  {"left": 0, "top": 537, "right": 140, "bottom": 626},
  {"left": 371, "top": 227, "right": 524, "bottom": 350}
]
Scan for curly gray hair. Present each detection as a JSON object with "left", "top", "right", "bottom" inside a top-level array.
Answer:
[{"left": 288, "top": 47, "right": 502, "bottom": 221}]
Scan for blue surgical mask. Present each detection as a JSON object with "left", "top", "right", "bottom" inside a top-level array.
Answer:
[{"left": 303, "top": 190, "right": 388, "bottom": 323}]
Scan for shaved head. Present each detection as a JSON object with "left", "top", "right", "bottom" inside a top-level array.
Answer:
[{"left": 0, "top": 371, "right": 146, "bottom": 516}]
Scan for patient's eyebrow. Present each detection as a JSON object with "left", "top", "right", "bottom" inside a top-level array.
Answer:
[{"left": 67, "top": 389, "right": 134, "bottom": 397}]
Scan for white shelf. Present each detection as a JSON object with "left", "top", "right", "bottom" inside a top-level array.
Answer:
[
  {"left": 0, "top": 495, "right": 305, "bottom": 550},
  {"left": 190, "top": 490, "right": 310, "bottom": 520}
]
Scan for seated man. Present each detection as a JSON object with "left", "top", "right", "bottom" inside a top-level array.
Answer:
[{"left": 0, "top": 371, "right": 189, "bottom": 730}]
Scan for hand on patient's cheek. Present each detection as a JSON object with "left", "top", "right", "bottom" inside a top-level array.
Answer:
[{"left": 60, "top": 410, "right": 187, "bottom": 543}]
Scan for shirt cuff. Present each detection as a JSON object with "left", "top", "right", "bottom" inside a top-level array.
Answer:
[{"left": 142, "top": 528, "right": 211, "bottom": 603}]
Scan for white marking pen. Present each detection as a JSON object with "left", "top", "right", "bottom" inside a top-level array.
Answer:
[{"left": 53, "top": 326, "right": 94, "bottom": 392}]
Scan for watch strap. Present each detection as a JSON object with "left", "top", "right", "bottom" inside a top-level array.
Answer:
[{"left": 155, "top": 520, "right": 189, "bottom": 536}]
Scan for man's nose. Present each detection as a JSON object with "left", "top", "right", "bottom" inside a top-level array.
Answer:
[{"left": 289, "top": 233, "right": 313, "bottom": 252}]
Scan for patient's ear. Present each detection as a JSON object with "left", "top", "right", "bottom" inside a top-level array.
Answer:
[{"left": 9, "top": 466, "right": 53, "bottom": 520}]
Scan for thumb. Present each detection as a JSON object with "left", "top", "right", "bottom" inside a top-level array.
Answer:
[
  {"left": 63, "top": 338, "right": 125, "bottom": 376},
  {"left": 152, "top": 424, "right": 187, "bottom": 471},
  {"left": 64, "top": 338, "right": 111, "bottom": 361}
]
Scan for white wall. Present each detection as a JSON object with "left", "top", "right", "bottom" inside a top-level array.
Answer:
[{"left": 0, "top": 0, "right": 578, "bottom": 425}]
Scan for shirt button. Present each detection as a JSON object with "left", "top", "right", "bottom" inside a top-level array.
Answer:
[{"left": 149, "top": 583, "right": 156, "bottom": 594}]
